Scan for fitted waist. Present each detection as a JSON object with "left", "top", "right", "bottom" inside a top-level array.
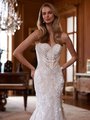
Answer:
[{"left": 38, "top": 60, "right": 60, "bottom": 69}]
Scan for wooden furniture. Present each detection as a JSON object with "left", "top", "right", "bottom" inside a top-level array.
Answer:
[
  {"left": 74, "top": 73, "right": 90, "bottom": 99},
  {"left": 0, "top": 72, "right": 29, "bottom": 111}
]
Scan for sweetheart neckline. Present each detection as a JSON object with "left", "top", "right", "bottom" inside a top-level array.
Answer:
[{"left": 36, "top": 42, "right": 62, "bottom": 48}]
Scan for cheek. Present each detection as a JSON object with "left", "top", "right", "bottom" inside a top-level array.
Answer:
[
  {"left": 42, "top": 15, "right": 45, "bottom": 21},
  {"left": 51, "top": 15, "right": 55, "bottom": 21},
  {"left": 50, "top": 14, "right": 54, "bottom": 19},
  {"left": 43, "top": 16, "right": 45, "bottom": 20}
]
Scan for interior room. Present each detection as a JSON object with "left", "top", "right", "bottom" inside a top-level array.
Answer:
[{"left": 0, "top": 0, "right": 90, "bottom": 120}]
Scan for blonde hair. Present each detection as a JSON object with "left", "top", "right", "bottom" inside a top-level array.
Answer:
[{"left": 37, "top": 2, "right": 63, "bottom": 43}]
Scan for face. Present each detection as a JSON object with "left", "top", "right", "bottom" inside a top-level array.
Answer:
[{"left": 42, "top": 6, "right": 55, "bottom": 24}]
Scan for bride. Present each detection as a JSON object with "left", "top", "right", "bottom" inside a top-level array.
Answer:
[{"left": 13, "top": 2, "right": 77, "bottom": 120}]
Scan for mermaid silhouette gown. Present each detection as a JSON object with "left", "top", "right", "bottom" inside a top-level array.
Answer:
[{"left": 30, "top": 43, "right": 66, "bottom": 120}]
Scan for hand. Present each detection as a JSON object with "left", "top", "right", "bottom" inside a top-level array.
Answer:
[
  {"left": 31, "top": 68, "right": 35, "bottom": 79},
  {"left": 61, "top": 67, "right": 64, "bottom": 72},
  {"left": 61, "top": 67, "right": 63, "bottom": 70}
]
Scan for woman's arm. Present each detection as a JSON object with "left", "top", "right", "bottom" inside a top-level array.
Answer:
[
  {"left": 61, "top": 33, "right": 77, "bottom": 70},
  {"left": 13, "top": 29, "right": 41, "bottom": 71}
]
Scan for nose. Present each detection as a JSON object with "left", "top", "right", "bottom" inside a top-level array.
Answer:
[{"left": 45, "top": 13, "right": 49, "bottom": 18}]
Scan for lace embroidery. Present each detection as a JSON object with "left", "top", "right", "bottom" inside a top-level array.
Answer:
[{"left": 30, "top": 43, "right": 66, "bottom": 120}]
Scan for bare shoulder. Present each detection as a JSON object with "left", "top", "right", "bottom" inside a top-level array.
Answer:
[
  {"left": 31, "top": 29, "right": 43, "bottom": 40},
  {"left": 61, "top": 32, "right": 68, "bottom": 40},
  {"left": 61, "top": 32, "right": 69, "bottom": 44},
  {"left": 25, "top": 29, "right": 43, "bottom": 45}
]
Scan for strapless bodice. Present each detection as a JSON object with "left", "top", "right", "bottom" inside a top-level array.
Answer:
[{"left": 35, "top": 43, "right": 62, "bottom": 69}]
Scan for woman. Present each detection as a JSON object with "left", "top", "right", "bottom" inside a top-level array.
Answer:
[{"left": 13, "top": 2, "right": 77, "bottom": 120}]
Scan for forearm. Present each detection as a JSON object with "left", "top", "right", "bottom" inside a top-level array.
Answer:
[
  {"left": 13, "top": 53, "right": 35, "bottom": 71},
  {"left": 61, "top": 56, "right": 77, "bottom": 70}
]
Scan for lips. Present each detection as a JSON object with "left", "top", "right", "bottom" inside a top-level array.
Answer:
[
  {"left": 46, "top": 18, "right": 50, "bottom": 20},
  {"left": 45, "top": 19, "right": 50, "bottom": 22}
]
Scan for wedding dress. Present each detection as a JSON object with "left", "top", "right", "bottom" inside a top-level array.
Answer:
[{"left": 30, "top": 43, "right": 66, "bottom": 120}]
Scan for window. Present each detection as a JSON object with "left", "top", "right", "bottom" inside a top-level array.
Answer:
[
  {"left": 0, "top": 31, "right": 12, "bottom": 72},
  {"left": 66, "top": 15, "right": 77, "bottom": 82}
]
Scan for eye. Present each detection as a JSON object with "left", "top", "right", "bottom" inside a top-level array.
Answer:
[
  {"left": 42, "top": 12, "right": 46, "bottom": 16},
  {"left": 48, "top": 11, "right": 53, "bottom": 14}
]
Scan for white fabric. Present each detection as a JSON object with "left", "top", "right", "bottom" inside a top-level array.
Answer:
[{"left": 29, "top": 43, "right": 66, "bottom": 120}]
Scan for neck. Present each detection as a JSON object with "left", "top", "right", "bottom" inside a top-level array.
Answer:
[{"left": 46, "top": 23, "right": 53, "bottom": 34}]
